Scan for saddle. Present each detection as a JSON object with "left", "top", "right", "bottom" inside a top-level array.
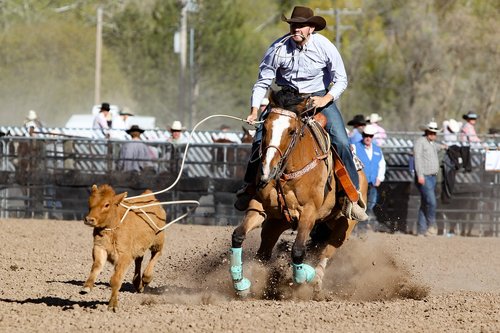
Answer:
[{"left": 309, "top": 113, "right": 359, "bottom": 203}]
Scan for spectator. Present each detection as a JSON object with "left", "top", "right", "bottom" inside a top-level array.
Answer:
[
  {"left": 24, "top": 110, "right": 43, "bottom": 129},
  {"left": 459, "top": 111, "right": 481, "bottom": 144},
  {"left": 112, "top": 107, "right": 134, "bottom": 130},
  {"left": 347, "top": 114, "right": 366, "bottom": 144},
  {"left": 442, "top": 118, "right": 461, "bottom": 143},
  {"left": 212, "top": 124, "right": 242, "bottom": 144},
  {"left": 93, "top": 102, "right": 111, "bottom": 138},
  {"left": 354, "top": 124, "right": 386, "bottom": 232},
  {"left": 366, "top": 113, "right": 387, "bottom": 146},
  {"left": 167, "top": 120, "right": 187, "bottom": 144},
  {"left": 16, "top": 121, "right": 45, "bottom": 217},
  {"left": 413, "top": 120, "right": 444, "bottom": 236},
  {"left": 116, "top": 125, "right": 156, "bottom": 172}
]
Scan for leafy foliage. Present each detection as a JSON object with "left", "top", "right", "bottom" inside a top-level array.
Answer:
[{"left": 0, "top": 0, "right": 498, "bottom": 133}]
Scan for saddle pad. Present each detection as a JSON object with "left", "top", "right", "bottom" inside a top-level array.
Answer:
[{"left": 307, "top": 118, "right": 330, "bottom": 156}]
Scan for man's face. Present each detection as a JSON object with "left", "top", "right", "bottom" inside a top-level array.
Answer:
[
  {"left": 171, "top": 130, "right": 181, "bottom": 138},
  {"left": 426, "top": 131, "right": 437, "bottom": 141},
  {"left": 289, "top": 23, "right": 315, "bottom": 44},
  {"left": 362, "top": 133, "right": 373, "bottom": 146}
]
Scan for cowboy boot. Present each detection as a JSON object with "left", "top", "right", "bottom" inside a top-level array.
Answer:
[
  {"left": 234, "top": 183, "right": 257, "bottom": 211},
  {"left": 342, "top": 191, "right": 369, "bottom": 222},
  {"left": 234, "top": 141, "right": 261, "bottom": 211}
]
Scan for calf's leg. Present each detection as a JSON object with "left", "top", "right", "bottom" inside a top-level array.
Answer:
[
  {"left": 81, "top": 246, "right": 107, "bottom": 294},
  {"left": 141, "top": 247, "right": 163, "bottom": 292},
  {"left": 109, "top": 255, "right": 133, "bottom": 312},
  {"left": 132, "top": 256, "right": 144, "bottom": 292}
]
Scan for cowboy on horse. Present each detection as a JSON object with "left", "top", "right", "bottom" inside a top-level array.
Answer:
[{"left": 235, "top": 6, "right": 368, "bottom": 222}]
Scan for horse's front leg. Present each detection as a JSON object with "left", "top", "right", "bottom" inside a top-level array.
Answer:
[
  {"left": 291, "top": 213, "right": 316, "bottom": 285},
  {"left": 230, "top": 208, "right": 266, "bottom": 295}
]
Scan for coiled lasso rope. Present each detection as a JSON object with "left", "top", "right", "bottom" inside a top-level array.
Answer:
[{"left": 117, "top": 114, "right": 262, "bottom": 231}]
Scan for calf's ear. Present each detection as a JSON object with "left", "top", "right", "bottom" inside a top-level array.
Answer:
[
  {"left": 92, "top": 184, "right": 98, "bottom": 192},
  {"left": 113, "top": 192, "right": 128, "bottom": 204}
]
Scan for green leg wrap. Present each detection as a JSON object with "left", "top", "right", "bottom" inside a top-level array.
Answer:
[{"left": 292, "top": 263, "right": 316, "bottom": 284}]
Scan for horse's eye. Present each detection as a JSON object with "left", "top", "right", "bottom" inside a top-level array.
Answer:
[{"left": 289, "top": 129, "right": 296, "bottom": 135}]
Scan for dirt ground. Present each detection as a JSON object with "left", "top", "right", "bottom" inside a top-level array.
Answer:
[{"left": 0, "top": 218, "right": 499, "bottom": 332}]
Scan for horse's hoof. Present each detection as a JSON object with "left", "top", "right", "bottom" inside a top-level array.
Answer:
[
  {"left": 233, "top": 277, "right": 251, "bottom": 294},
  {"left": 80, "top": 286, "right": 91, "bottom": 294},
  {"left": 292, "top": 263, "right": 316, "bottom": 284}
]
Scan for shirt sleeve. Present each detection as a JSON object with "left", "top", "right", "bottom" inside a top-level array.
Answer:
[
  {"left": 413, "top": 139, "right": 424, "bottom": 178},
  {"left": 251, "top": 38, "right": 284, "bottom": 108},
  {"left": 377, "top": 152, "right": 386, "bottom": 182},
  {"left": 323, "top": 39, "right": 348, "bottom": 101}
]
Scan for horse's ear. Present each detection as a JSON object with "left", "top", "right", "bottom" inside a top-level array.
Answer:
[{"left": 296, "top": 98, "right": 309, "bottom": 113}]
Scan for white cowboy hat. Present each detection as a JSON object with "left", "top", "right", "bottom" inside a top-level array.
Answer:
[
  {"left": 446, "top": 119, "right": 461, "bottom": 133},
  {"left": 170, "top": 120, "right": 184, "bottom": 131},
  {"left": 362, "top": 124, "right": 378, "bottom": 136},
  {"left": 419, "top": 121, "right": 441, "bottom": 133},
  {"left": 26, "top": 110, "right": 38, "bottom": 120},
  {"left": 366, "top": 113, "right": 382, "bottom": 123}
]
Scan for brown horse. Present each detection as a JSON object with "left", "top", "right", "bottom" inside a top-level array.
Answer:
[{"left": 229, "top": 89, "right": 368, "bottom": 296}]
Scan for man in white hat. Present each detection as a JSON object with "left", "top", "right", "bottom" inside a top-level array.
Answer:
[
  {"left": 354, "top": 124, "right": 386, "bottom": 232},
  {"left": 167, "top": 120, "right": 187, "bottom": 144},
  {"left": 442, "top": 118, "right": 461, "bottom": 142},
  {"left": 24, "top": 110, "right": 43, "bottom": 129},
  {"left": 366, "top": 113, "right": 387, "bottom": 146},
  {"left": 237, "top": 6, "right": 368, "bottom": 221},
  {"left": 413, "top": 120, "right": 443, "bottom": 236}
]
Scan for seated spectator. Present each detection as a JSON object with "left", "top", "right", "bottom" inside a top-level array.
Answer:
[
  {"left": 442, "top": 118, "right": 461, "bottom": 143},
  {"left": 459, "top": 111, "right": 481, "bottom": 144},
  {"left": 116, "top": 125, "right": 156, "bottom": 172}
]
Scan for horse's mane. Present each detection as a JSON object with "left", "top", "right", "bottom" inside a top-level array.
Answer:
[{"left": 269, "top": 89, "right": 308, "bottom": 112}]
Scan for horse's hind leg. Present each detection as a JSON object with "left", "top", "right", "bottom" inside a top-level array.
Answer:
[
  {"left": 256, "top": 218, "right": 290, "bottom": 262},
  {"left": 230, "top": 209, "right": 266, "bottom": 295},
  {"left": 315, "top": 215, "right": 356, "bottom": 291}
]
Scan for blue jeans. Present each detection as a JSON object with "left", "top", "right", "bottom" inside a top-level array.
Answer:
[
  {"left": 367, "top": 183, "right": 378, "bottom": 214},
  {"left": 314, "top": 91, "right": 359, "bottom": 189},
  {"left": 416, "top": 175, "right": 437, "bottom": 234}
]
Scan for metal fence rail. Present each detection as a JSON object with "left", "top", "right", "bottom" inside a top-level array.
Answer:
[{"left": 1, "top": 128, "right": 499, "bottom": 236}]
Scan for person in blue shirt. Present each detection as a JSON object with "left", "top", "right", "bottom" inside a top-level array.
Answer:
[
  {"left": 235, "top": 6, "right": 368, "bottom": 221},
  {"left": 347, "top": 114, "right": 366, "bottom": 144},
  {"left": 354, "top": 124, "right": 386, "bottom": 230}
]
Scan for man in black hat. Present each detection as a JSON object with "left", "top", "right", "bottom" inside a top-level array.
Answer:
[
  {"left": 347, "top": 114, "right": 367, "bottom": 144},
  {"left": 116, "top": 125, "right": 156, "bottom": 172},
  {"left": 93, "top": 102, "right": 111, "bottom": 138},
  {"left": 236, "top": 6, "right": 368, "bottom": 221}
]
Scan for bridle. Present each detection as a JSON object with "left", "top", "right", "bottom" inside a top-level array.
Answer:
[{"left": 259, "top": 107, "right": 305, "bottom": 183}]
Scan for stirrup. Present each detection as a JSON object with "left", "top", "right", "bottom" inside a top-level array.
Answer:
[{"left": 342, "top": 191, "right": 368, "bottom": 221}]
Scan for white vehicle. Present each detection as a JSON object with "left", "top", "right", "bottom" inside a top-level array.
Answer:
[{"left": 65, "top": 105, "right": 156, "bottom": 130}]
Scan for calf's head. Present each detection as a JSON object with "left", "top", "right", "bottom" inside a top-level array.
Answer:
[{"left": 84, "top": 184, "right": 127, "bottom": 229}]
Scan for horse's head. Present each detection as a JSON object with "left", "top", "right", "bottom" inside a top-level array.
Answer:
[{"left": 259, "top": 89, "right": 309, "bottom": 185}]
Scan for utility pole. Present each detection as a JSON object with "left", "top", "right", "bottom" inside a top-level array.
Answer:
[
  {"left": 94, "top": 6, "right": 103, "bottom": 106},
  {"left": 315, "top": 8, "right": 362, "bottom": 51},
  {"left": 175, "top": 0, "right": 197, "bottom": 129}
]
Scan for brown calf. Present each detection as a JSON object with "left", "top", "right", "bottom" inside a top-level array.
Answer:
[{"left": 81, "top": 184, "right": 166, "bottom": 311}]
